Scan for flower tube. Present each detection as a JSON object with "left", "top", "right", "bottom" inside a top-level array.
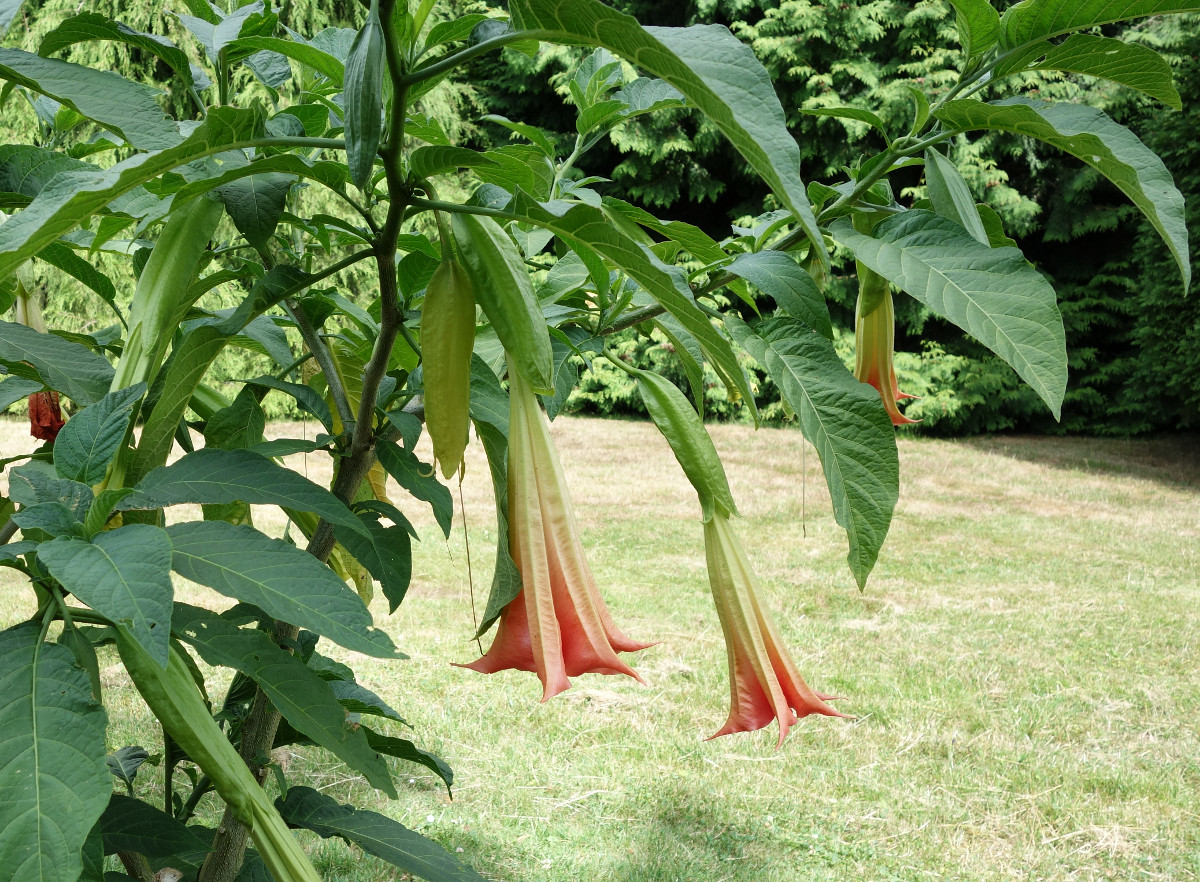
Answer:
[
  {"left": 458, "top": 354, "right": 653, "bottom": 700},
  {"left": 854, "top": 264, "right": 917, "bottom": 426},
  {"left": 704, "top": 511, "right": 845, "bottom": 747}
]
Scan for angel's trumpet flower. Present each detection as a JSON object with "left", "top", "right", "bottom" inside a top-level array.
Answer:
[
  {"left": 11, "top": 274, "right": 65, "bottom": 442},
  {"left": 704, "top": 512, "right": 846, "bottom": 746},
  {"left": 854, "top": 267, "right": 917, "bottom": 426},
  {"left": 458, "top": 355, "right": 653, "bottom": 701}
]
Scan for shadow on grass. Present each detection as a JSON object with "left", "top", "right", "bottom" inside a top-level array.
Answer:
[
  {"left": 958, "top": 433, "right": 1200, "bottom": 489},
  {"left": 605, "top": 785, "right": 877, "bottom": 882}
]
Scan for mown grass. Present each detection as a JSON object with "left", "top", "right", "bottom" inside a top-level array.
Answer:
[{"left": 2, "top": 416, "right": 1198, "bottom": 881}]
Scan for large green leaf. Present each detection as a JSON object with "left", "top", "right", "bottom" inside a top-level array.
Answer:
[
  {"left": 363, "top": 728, "right": 453, "bottom": 793},
  {"left": 166, "top": 521, "right": 399, "bottom": 658},
  {"left": 172, "top": 603, "right": 397, "bottom": 796},
  {"left": 0, "top": 623, "right": 110, "bottom": 882},
  {"left": 947, "top": 0, "right": 1000, "bottom": 63},
  {"left": 53, "top": 384, "right": 145, "bottom": 485},
  {"left": 507, "top": 0, "right": 826, "bottom": 264},
  {"left": 276, "top": 786, "right": 486, "bottom": 881},
  {"left": 98, "top": 794, "right": 209, "bottom": 861},
  {"left": 38, "top": 14, "right": 195, "bottom": 88},
  {"left": 999, "top": 0, "right": 1200, "bottom": 50},
  {"left": 0, "top": 106, "right": 263, "bottom": 280},
  {"left": 0, "top": 145, "right": 90, "bottom": 201},
  {"left": 215, "top": 173, "right": 295, "bottom": 250},
  {"left": 0, "top": 49, "right": 178, "bottom": 150},
  {"left": 1027, "top": 34, "right": 1181, "bottom": 109},
  {"left": 936, "top": 99, "right": 1189, "bottom": 288},
  {"left": 924, "top": 149, "right": 989, "bottom": 245},
  {"left": 728, "top": 315, "right": 898, "bottom": 587},
  {"left": 1, "top": 0, "right": 24, "bottom": 38},
  {"left": 375, "top": 440, "right": 453, "bottom": 539},
  {"left": 119, "top": 447, "right": 368, "bottom": 538},
  {"left": 0, "top": 320, "right": 113, "bottom": 404},
  {"left": 37, "top": 243, "right": 121, "bottom": 324},
  {"left": 334, "top": 512, "right": 412, "bottom": 613},
  {"left": 834, "top": 209, "right": 1069, "bottom": 415},
  {"left": 225, "top": 36, "right": 345, "bottom": 85},
  {"left": 38, "top": 524, "right": 174, "bottom": 666},
  {"left": 725, "top": 250, "right": 832, "bottom": 338},
  {"left": 504, "top": 193, "right": 757, "bottom": 416}
]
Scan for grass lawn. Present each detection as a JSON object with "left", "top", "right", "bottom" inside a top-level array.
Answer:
[{"left": 2, "top": 415, "right": 1198, "bottom": 881}]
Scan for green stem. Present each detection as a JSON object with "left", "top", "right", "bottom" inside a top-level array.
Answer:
[{"left": 398, "top": 31, "right": 538, "bottom": 88}]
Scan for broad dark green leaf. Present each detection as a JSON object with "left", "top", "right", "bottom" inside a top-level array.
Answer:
[
  {"left": 505, "top": 193, "right": 758, "bottom": 417},
  {"left": 0, "top": 623, "right": 110, "bottom": 882},
  {"left": 38, "top": 524, "right": 175, "bottom": 666},
  {"left": 7, "top": 464, "right": 92, "bottom": 514},
  {"left": 1, "top": 0, "right": 24, "bottom": 37},
  {"left": 0, "top": 49, "right": 178, "bottom": 150},
  {"left": 215, "top": 173, "right": 296, "bottom": 250},
  {"left": 243, "top": 375, "right": 333, "bottom": 431},
  {"left": 334, "top": 512, "right": 412, "bottom": 613},
  {"left": 0, "top": 106, "right": 263, "bottom": 280},
  {"left": 204, "top": 387, "right": 266, "bottom": 451},
  {"left": 83, "top": 488, "right": 133, "bottom": 539},
  {"left": 0, "top": 320, "right": 114, "bottom": 404},
  {"left": 172, "top": 603, "right": 397, "bottom": 795},
  {"left": 11, "top": 501, "right": 81, "bottom": 538},
  {"left": 120, "top": 447, "right": 368, "bottom": 538},
  {"left": 725, "top": 251, "right": 832, "bottom": 338},
  {"left": 0, "top": 376, "right": 41, "bottom": 410},
  {"left": 1000, "top": 0, "right": 1200, "bottom": 50},
  {"left": 79, "top": 822, "right": 104, "bottom": 882},
  {"left": 471, "top": 419, "right": 521, "bottom": 637},
  {"left": 375, "top": 440, "right": 452, "bottom": 538},
  {"left": 226, "top": 36, "right": 345, "bottom": 85},
  {"left": 166, "top": 521, "right": 399, "bottom": 658},
  {"left": 277, "top": 786, "right": 486, "bottom": 881},
  {"left": 99, "top": 794, "right": 209, "bottom": 859},
  {"left": 54, "top": 384, "right": 145, "bottom": 485},
  {"left": 833, "top": 209, "right": 1068, "bottom": 415},
  {"left": 924, "top": 149, "right": 989, "bottom": 245},
  {"left": 509, "top": 0, "right": 826, "bottom": 264},
  {"left": 728, "top": 315, "right": 898, "bottom": 587},
  {"left": 363, "top": 728, "right": 453, "bottom": 793},
  {"left": 1027, "top": 34, "right": 1181, "bottom": 109},
  {"left": 344, "top": 0, "right": 384, "bottom": 190},
  {"left": 174, "top": 155, "right": 346, "bottom": 208},
  {"left": 38, "top": 14, "right": 194, "bottom": 88},
  {"left": 105, "top": 746, "right": 149, "bottom": 793},
  {"left": 947, "top": 0, "right": 1000, "bottom": 63},
  {"left": 330, "top": 679, "right": 405, "bottom": 723}
]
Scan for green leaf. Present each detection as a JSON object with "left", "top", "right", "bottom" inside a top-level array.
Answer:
[
  {"left": 375, "top": 440, "right": 453, "bottom": 538},
  {"left": 7, "top": 464, "right": 92, "bottom": 515},
  {"left": 277, "top": 786, "right": 487, "bottom": 881},
  {"left": 104, "top": 746, "right": 149, "bottom": 794},
  {"left": 54, "top": 384, "right": 146, "bottom": 485},
  {"left": 976, "top": 202, "right": 1018, "bottom": 248},
  {"left": 204, "top": 387, "right": 266, "bottom": 451},
  {"left": 923, "top": 149, "right": 989, "bottom": 245},
  {"left": 0, "top": 320, "right": 114, "bottom": 404},
  {"left": 363, "top": 728, "right": 452, "bottom": 794},
  {"left": 38, "top": 14, "right": 195, "bottom": 88},
  {"left": 1, "top": 0, "right": 25, "bottom": 38},
  {"left": 215, "top": 173, "right": 295, "bottom": 250},
  {"left": 120, "top": 448, "right": 368, "bottom": 538},
  {"left": 504, "top": 194, "right": 758, "bottom": 417},
  {"left": 227, "top": 36, "right": 345, "bottom": 85},
  {"left": 83, "top": 488, "right": 133, "bottom": 539},
  {"left": 172, "top": 603, "right": 397, "bottom": 796},
  {"left": 0, "top": 106, "right": 263, "bottom": 280},
  {"left": 329, "top": 680, "right": 405, "bottom": 723},
  {"left": 38, "top": 524, "right": 175, "bottom": 666},
  {"left": 37, "top": 242, "right": 122, "bottom": 325},
  {"left": 801, "top": 106, "right": 889, "bottom": 139},
  {"left": 509, "top": 0, "right": 827, "bottom": 265},
  {"left": 0, "top": 49, "right": 179, "bottom": 150},
  {"left": 832, "top": 208, "right": 1068, "bottom": 417},
  {"left": 1000, "top": 0, "right": 1200, "bottom": 51},
  {"left": 0, "top": 623, "right": 110, "bottom": 882},
  {"left": 166, "top": 521, "right": 399, "bottom": 658},
  {"left": 334, "top": 512, "right": 412, "bottom": 614},
  {"left": 0, "top": 375, "right": 42, "bottom": 410},
  {"left": 1026, "top": 34, "right": 1181, "bottom": 109},
  {"left": 426, "top": 14, "right": 492, "bottom": 47},
  {"left": 727, "top": 315, "right": 898, "bottom": 587},
  {"left": 344, "top": 0, "right": 384, "bottom": 191},
  {"left": 409, "top": 145, "right": 499, "bottom": 179},
  {"left": 725, "top": 251, "right": 832, "bottom": 338},
  {"left": 947, "top": 0, "right": 1000, "bottom": 63},
  {"left": 99, "top": 794, "right": 210, "bottom": 859},
  {"left": 243, "top": 375, "right": 333, "bottom": 431}
]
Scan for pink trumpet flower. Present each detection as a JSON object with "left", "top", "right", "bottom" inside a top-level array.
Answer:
[
  {"left": 457, "top": 357, "right": 653, "bottom": 701},
  {"left": 854, "top": 287, "right": 918, "bottom": 426},
  {"left": 704, "top": 512, "right": 846, "bottom": 746}
]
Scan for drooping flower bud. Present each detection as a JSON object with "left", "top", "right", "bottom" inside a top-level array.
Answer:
[{"left": 854, "top": 263, "right": 917, "bottom": 426}]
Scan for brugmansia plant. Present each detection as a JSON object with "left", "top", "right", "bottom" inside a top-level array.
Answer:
[{"left": 0, "top": 0, "right": 1193, "bottom": 876}]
